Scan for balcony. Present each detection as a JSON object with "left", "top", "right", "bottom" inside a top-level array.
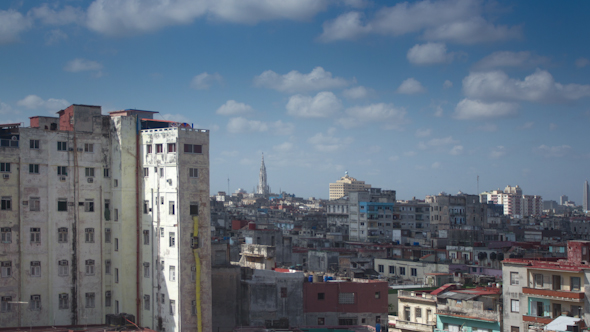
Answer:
[
  {"left": 522, "top": 287, "right": 584, "bottom": 302},
  {"left": 522, "top": 315, "right": 553, "bottom": 325},
  {"left": 398, "top": 290, "right": 437, "bottom": 302},
  {"left": 396, "top": 320, "right": 436, "bottom": 332}
]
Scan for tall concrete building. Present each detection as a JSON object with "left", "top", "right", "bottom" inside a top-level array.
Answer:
[
  {"left": 560, "top": 195, "right": 569, "bottom": 205},
  {"left": 584, "top": 180, "right": 589, "bottom": 211},
  {"left": 0, "top": 105, "right": 211, "bottom": 331},
  {"left": 328, "top": 172, "right": 371, "bottom": 200},
  {"left": 256, "top": 153, "right": 270, "bottom": 196},
  {"left": 480, "top": 185, "right": 542, "bottom": 218}
]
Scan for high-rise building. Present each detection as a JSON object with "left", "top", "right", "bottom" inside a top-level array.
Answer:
[
  {"left": 0, "top": 105, "right": 211, "bottom": 331},
  {"left": 480, "top": 185, "right": 542, "bottom": 217},
  {"left": 329, "top": 172, "right": 371, "bottom": 200},
  {"left": 584, "top": 180, "right": 589, "bottom": 211},
  {"left": 560, "top": 195, "right": 569, "bottom": 205},
  {"left": 256, "top": 153, "right": 270, "bottom": 196}
]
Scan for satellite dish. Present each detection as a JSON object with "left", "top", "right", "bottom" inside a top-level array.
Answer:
[{"left": 11, "top": 136, "right": 17, "bottom": 140}]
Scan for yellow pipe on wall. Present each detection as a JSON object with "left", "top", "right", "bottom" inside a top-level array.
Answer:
[{"left": 192, "top": 216, "right": 202, "bottom": 332}]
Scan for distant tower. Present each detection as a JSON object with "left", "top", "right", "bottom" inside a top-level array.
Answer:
[
  {"left": 584, "top": 180, "right": 589, "bottom": 211},
  {"left": 256, "top": 153, "right": 270, "bottom": 195}
]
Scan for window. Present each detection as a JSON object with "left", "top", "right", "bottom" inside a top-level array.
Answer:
[
  {"left": 167, "top": 143, "right": 176, "bottom": 153},
  {"left": 160, "top": 168, "right": 164, "bottom": 178},
  {"left": 104, "top": 168, "right": 110, "bottom": 177},
  {"left": 0, "top": 162, "right": 10, "bottom": 172},
  {"left": 57, "top": 141, "right": 67, "bottom": 151},
  {"left": 30, "top": 228, "right": 41, "bottom": 244},
  {"left": 1, "top": 296, "right": 12, "bottom": 313},
  {"left": 30, "top": 261, "right": 41, "bottom": 277},
  {"left": 511, "top": 299, "right": 520, "bottom": 312},
  {"left": 84, "top": 199, "right": 95, "bottom": 212},
  {"left": 144, "top": 295, "right": 150, "bottom": 310},
  {"left": 58, "top": 260, "right": 68, "bottom": 276},
  {"left": 1, "top": 228, "right": 11, "bottom": 243},
  {"left": 338, "top": 292, "right": 355, "bottom": 304},
  {"left": 85, "top": 168, "right": 94, "bottom": 177},
  {"left": 400, "top": 267, "right": 406, "bottom": 275},
  {"left": 190, "top": 202, "right": 199, "bottom": 215},
  {"left": 281, "top": 287, "right": 288, "bottom": 298},
  {"left": 115, "top": 268, "right": 119, "bottom": 283},
  {"left": 189, "top": 168, "right": 198, "bottom": 178},
  {"left": 143, "top": 168, "right": 149, "bottom": 177},
  {"left": 169, "top": 232, "right": 175, "bottom": 247},
  {"left": 533, "top": 273, "right": 542, "bottom": 287},
  {"left": 375, "top": 291, "right": 381, "bottom": 299},
  {"left": 1, "top": 261, "right": 11, "bottom": 278},
  {"left": 411, "top": 268, "right": 417, "bottom": 276},
  {"left": 85, "top": 228, "right": 95, "bottom": 243},
  {"left": 339, "top": 318, "right": 357, "bottom": 325},
  {"left": 389, "top": 266, "right": 395, "bottom": 274},
  {"left": 169, "top": 201, "right": 175, "bottom": 215},
  {"left": 143, "top": 230, "right": 149, "bottom": 245},
  {"left": 156, "top": 144, "right": 163, "bottom": 153},
  {"left": 29, "top": 197, "right": 40, "bottom": 211},
  {"left": 404, "top": 306, "right": 411, "bottom": 321},
  {"left": 1, "top": 197, "right": 11, "bottom": 211},
  {"left": 59, "top": 293, "right": 68, "bottom": 309},
  {"left": 184, "top": 144, "right": 202, "bottom": 154},
  {"left": 115, "top": 238, "right": 119, "bottom": 251},
  {"left": 105, "top": 291, "right": 111, "bottom": 307},
  {"left": 318, "top": 318, "right": 325, "bottom": 325},
  {"left": 169, "top": 300, "right": 175, "bottom": 315},
  {"left": 58, "top": 198, "right": 67, "bottom": 211},
  {"left": 143, "top": 200, "right": 149, "bottom": 213},
  {"left": 114, "top": 179, "right": 118, "bottom": 187},
  {"left": 160, "top": 227, "right": 164, "bottom": 237},
  {"left": 58, "top": 227, "right": 68, "bottom": 243},
  {"left": 30, "top": 139, "right": 40, "bottom": 149},
  {"left": 169, "top": 266, "right": 176, "bottom": 281},
  {"left": 191, "top": 266, "right": 196, "bottom": 281},
  {"left": 415, "top": 307, "right": 422, "bottom": 318},
  {"left": 105, "top": 260, "right": 111, "bottom": 274},
  {"left": 57, "top": 166, "right": 67, "bottom": 176},
  {"left": 161, "top": 293, "right": 165, "bottom": 304},
  {"left": 114, "top": 208, "right": 119, "bottom": 221},
  {"left": 105, "top": 228, "right": 111, "bottom": 243},
  {"left": 85, "top": 260, "right": 95, "bottom": 275},
  {"left": 30, "top": 295, "right": 41, "bottom": 310},
  {"left": 146, "top": 145, "right": 152, "bottom": 154},
  {"left": 29, "top": 164, "right": 39, "bottom": 174},
  {"left": 571, "top": 277, "right": 581, "bottom": 291},
  {"left": 85, "top": 293, "right": 95, "bottom": 308},
  {"left": 378, "top": 264, "right": 384, "bottom": 273},
  {"left": 191, "top": 300, "right": 197, "bottom": 316},
  {"left": 84, "top": 143, "right": 94, "bottom": 153},
  {"left": 144, "top": 263, "right": 150, "bottom": 278}
]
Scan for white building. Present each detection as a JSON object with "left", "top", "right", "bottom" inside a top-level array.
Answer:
[
  {"left": 328, "top": 172, "right": 371, "bottom": 200},
  {"left": 0, "top": 105, "right": 211, "bottom": 331}
]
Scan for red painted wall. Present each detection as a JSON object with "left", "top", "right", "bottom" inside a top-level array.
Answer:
[
  {"left": 303, "top": 281, "right": 388, "bottom": 313},
  {"left": 58, "top": 105, "right": 74, "bottom": 131}
]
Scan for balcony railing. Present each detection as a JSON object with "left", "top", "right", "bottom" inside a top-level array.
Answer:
[
  {"left": 396, "top": 320, "right": 436, "bottom": 332},
  {"left": 522, "top": 287, "right": 584, "bottom": 301},
  {"left": 522, "top": 315, "right": 553, "bottom": 325}
]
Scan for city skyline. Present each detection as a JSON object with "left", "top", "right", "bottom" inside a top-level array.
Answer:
[{"left": 0, "top": 1, "right": 589, "bottom": 202}]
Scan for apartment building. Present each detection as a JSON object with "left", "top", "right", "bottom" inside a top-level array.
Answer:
[
  {"left": 502, "top": 240, "right": 590, "bottom": 332},
  {"left": 396, "top": 290, "right": 437, "bottom": 332},
  {"left": 434, "top": 286, "right": 502, "bottom": 332},
  {"left": 0, "top": 105, "right": 211, "bottom": 331},
  {"left": 480, "top": 186, "right": 542, "bottom": 218},
  {"left": 329, "top": 172, "right": 371, "bottom": 200}
]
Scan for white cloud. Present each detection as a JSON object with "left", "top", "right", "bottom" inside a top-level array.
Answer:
[
  {"left": 454, "top": 98, "right": 518, "bottom": 120},
  {"left": 273, "top": 142, "right": 294, "bottom": 152},
  {"left": 85, "top": 0, "right": 329, "bottom": 36},
  {"left": 254, "top": 67, "right": 350, "bottom": 93},
  {"left": 404, "top": 151, "right": 417, "bottom": 157},
  {"left": 367, "top": 145, "right": 381, "bottom": 154},
  {"left": 407, "top": 42, "right": 454, "bottom": 65},
  {"left": 463, "top": 69, "right": 590, "bottom": 103},
  {"left": 427, "top": 136, "right": 458, "bottom": 146},
  {"left": 473, "top": 51, "right": 549, "bottom": 70},
  {"left": 227, "top": 117, "right": 268, "bottom": 133},
  {"left": 549, "top": 123, "right": 557, "bottom": 131},
  {"left": 443, "top": 80, "right": 453, "bottom": 89},
  {"left": 337, "top": 103, "right": 407, "bottom": 130},
  {"left": 286, "top": 91, "right": 342, "bottom": 118},
  {"left": 29, "top": 4, "right": 84, "bottom": 26},
  {"left": 431, "top": 161, "right": 441, "bottom": 169},
  {"left": 216, "top": 100, "right": 253, "bottom": 116},
  {"left": 307, "top": 131, "right": 353, "bottom": 152},
  {"left": 270, "top": 120, "right": 295, "bottom": 135},
  {"left": 475, "top": 123, "right": 498, "bottom": 132},
  {"left": 191, "top": 72, "right": 223, "bottom": 90},
  {"left": 0, "top": 100, "right": 16, "bottom": 115},
  {"left": 434, "top": 105, "right": 444, "bottom": 117},
  {"left": 17, "top": 95, "right": 70, "bottom": 113},
  {"left": 533, "top": 144, "right": 571, "bottom": 158},
  {"left": 389, "top": 155, "right": 400, "bottom": 162},
  {"left": 449, "top": 145, "right": 463, "bottom": 155},
  {"left": 519, "top": 121, "right": 534, "bottom": 129},
  {"left": 342, "top": 86, "right": 374, "bottom": 99},
  {"left": 396, "top": 78, "right": 426, "bottom": 94},
  {"left": 160, "top": 113, "right": 190, "bottom": 123},
  {"left": 489, "top": 146, "right": 506, "bottom": 159},
  {"left": 0, "top": 10, "right": 32, "bottom": 44},
  {"left": 318, "top": 0, "right": 522, "bottom": 44},
  {"left": 575, "top": 57, "right": 589, "bottom": 68},
  {"left": 45, "top": 29, "right": 68, "bottom": 45},
  {"left": 221, "top": 150, "right": 239, "bottom": 157},
  {"left": 415, "top": 128, "right": 432, "bottom": 137},
  {"left": 64, "top": 58, "right": 103, "bottom": 72}
]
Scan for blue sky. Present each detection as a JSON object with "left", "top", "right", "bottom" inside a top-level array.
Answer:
[{"left": 1, "top": 0, "right": 589, "bottom": 202}]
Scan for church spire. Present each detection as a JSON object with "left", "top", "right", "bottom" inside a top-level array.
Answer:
[{"left": 256, "top": 153, "right": 270, "bottom": 195}]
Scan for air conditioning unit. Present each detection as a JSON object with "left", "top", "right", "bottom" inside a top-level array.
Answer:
[
  {"left": 167, "top": 179, "right": 172, "bottom": 185},
  {"left": 2, "top": 174, "right": 8, "bottom": 179},
  {"left": 59, "top": 176, "right": 66, "bottom": 181},
  {"left": 87, "top": 177, "right": 94, "bottom": 183}
]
